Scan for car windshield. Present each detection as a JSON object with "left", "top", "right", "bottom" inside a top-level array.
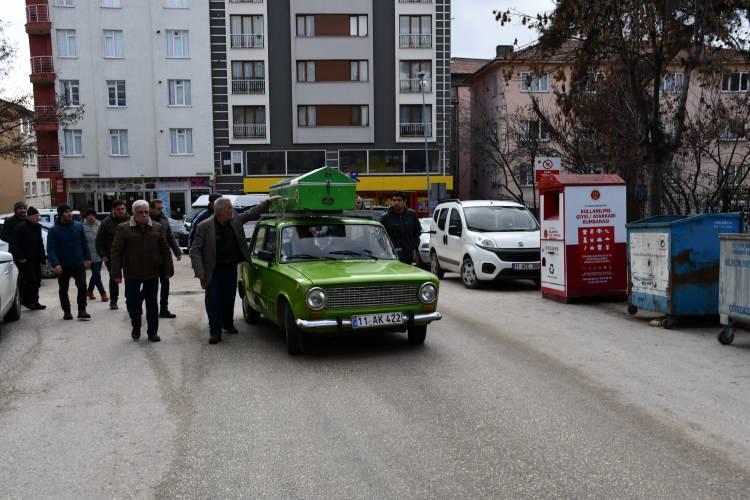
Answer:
[
  {"left": 463, "top": 206, "right": 538, "bottom": 232},
  {"left": 280, "top": 224, "right": 398, "bottom": 262}
]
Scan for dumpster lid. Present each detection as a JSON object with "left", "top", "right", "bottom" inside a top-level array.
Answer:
[
  {"left": 627, "top": 212, "right": 743, "bottom": 229},
  {"left": 539, "top": 174, "right": 626, "bottom": 192},
  {"left": 269, "top": 166, "right": 355, "bottom": 190}
]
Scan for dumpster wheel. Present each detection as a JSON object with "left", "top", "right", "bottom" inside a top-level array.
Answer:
[
  {"left": 627, "top": 305, "right": 638, "bottom": 316},
  {"left": 718, "top": 327, "right": 735, "bottom": 346},
  {"left": 661, "top": 317, "right": 675, "bottom": 329}
]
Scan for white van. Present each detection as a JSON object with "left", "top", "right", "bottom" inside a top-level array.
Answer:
[{"left": 429, "top": 200, "right": 541, "bottom": 288}]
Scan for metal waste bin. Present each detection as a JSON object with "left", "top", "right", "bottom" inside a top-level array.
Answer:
[
  {"left": 718, "top": 233, "right": 750, "bottom": 345},
  {"left": 626, "top": 213, "right": 742, "bottom": 328}
]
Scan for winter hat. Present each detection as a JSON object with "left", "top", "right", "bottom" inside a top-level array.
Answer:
[
  {"left": 57, "top": 204, "right": 72, "bottom": 216},
  {"left": 26, "top": 207, "right": 39, "bottom": 216},
  {"left": 14, "top": 201, "right": 27, "bottom": 210}
]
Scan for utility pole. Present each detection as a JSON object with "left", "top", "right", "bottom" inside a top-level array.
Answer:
[{"left": 418, "top": 70, "right": 432, "bottom": 214}]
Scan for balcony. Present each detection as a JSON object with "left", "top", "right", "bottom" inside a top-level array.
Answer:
[
  {"left": 230, "top": 34, "right": 264, "bottom": 49},
  {"left": 232, "top": 79, "right": 265, "bottom": 94},
  {"left": 26, "top": 4, "right": 51, "bottom": 34},
  {"left": 233, "top": 123, "right": 266, "bottom": 138},
  {"left": 400, "top": 123, "right": 432, "bottom": 137},
  {"left": 400, "top": 79, "right": 432, "bottom": 93},
  {"left": 34, "top": 105, "right": 58, "bottom": 132},
  {"left": 399, "top": 34, "right": 432, "bottom": 49},
  {"left": 37, "top": 155, "right": 61, "bottom": 174},
  {"left": 29, "top": 56, "right": 55, "bottom": 84}
]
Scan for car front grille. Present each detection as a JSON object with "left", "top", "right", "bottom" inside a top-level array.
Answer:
[
  {"left": 492, "top": 248, "right": 540, "bottom": 263},
  {"left": 325, "top": 285, "right": 419, "bottom": 310}
]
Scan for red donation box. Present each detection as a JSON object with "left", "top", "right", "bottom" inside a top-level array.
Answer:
[{"left": 539, "top": 174, "right": 627, "bottom": 302}]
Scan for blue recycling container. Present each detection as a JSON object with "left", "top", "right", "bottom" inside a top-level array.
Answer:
[{"left": 626, "top": 213, "right": 742, "bottom": 326}]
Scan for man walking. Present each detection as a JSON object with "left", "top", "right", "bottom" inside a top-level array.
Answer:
[
  {"left": 46, "top": 205, "right": 91, "bottom": 320},
  {"left": 96, "top": 200, "right": 130, "bottom": 310},
  {"left": 149, "top": 199, "right": 182, "bottom": 319},
  {"left": 83, "top": 209, "right": 107, "bottom": 302},
  {"left": 187, "top": 193, "right": 221, "bottom": 250},
  {"left": 9, "top": 206, "right": 46, "bottom": 310},
  {"left": 1, "top": 201, "right": 27, "bottom": 242},
  {"left": 110, "top": 200, "right": 174, "bottom": 342},
  {"left": 190, "top": 196, "right": 274, "bottom": 344},
  {"left": 380, "top": 192, "right": 421, "bottom": 264}
]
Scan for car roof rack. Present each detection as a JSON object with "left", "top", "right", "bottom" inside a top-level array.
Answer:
[{"left": 438, "top": 198, "right": 461, "bottom": 204}]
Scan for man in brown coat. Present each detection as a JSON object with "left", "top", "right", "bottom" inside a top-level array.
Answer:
[{"left": 110, "top": 200, "right": 174, "bottom": 342}]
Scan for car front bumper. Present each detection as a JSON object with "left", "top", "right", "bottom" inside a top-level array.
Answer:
[{"left": 296, "top": 311, "right": 442, "bottom": 331}]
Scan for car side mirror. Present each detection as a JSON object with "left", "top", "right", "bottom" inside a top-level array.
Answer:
[{"left": 257, "top": 250, "right": 274, "bottom": 263}]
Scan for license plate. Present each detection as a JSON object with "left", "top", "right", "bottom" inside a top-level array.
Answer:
[
  {"left": 352, "top": 312, "right": 404, "bottom": 329},
  {"left": 512, "top": 263, "right": 541, "bottom": 271}
]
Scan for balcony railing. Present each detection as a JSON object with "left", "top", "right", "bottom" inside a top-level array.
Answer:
[
  {"left": 400, "top": 123, "right": 432, "bottom": 137},
  {"left": 232, "top": 79, "right": 265, "bottom": 94},
  {"left": 30, "top": 56, "right": 54, "bottom": 75},
  {"left": 400, "top": 79, "right": 432, "bottom": 93},
  {"left": 230, "top": 34, "right": 264, "bottom": 49},
  {"left": 233, "top": 123, "right": 266, "bottom": 138},
  {"left": 34, "top": 105, "right": 57, "bottom": 122},
  {"left": 37, "top": 155, "right": 61, "bottom": 173},
  {"left": 399, "top": 34, "right": 432, "bottom": 49},
  {"left": 26, "top": 4, "right": 50, "bottom": 23}
]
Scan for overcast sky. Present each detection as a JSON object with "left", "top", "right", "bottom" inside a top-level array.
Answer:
[{"left": 0, "top": 0, "right": 554, "bottom": 100}]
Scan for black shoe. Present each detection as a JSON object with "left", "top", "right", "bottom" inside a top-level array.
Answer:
[
  {"left": 78, "top": 309, "right": 91, "bottom": 320},
  {"left": 159, "top": 311, "right": 177, "bottom": 319},
  {"left": 209, "top": 335, "right": 222, "bottom": 345},
  {"left": 34, "top": 303, "right": 47, "bottom": 310},
  {"left": 131, "top": 328, "right": 141, "bottom": 340},
  {"left": 63, "top": 311, "right": 73, "bottom": 320},
  {"left": 148, "top": 335, "right": 161, "bottom": 342},
  {"left": 223, "top": 324, "right": 239, "bottom": 334},
  {"left": 110, "top": 302, "right": 119, "bottom": 310}
]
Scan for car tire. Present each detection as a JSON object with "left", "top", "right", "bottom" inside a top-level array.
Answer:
[
  {"left": 430, "top": 252, "right": 445, "bottom": 279},
  {"left": 407, "top": 325, "right": 427, "bottom": 345},
  {"left": 461, "top": 257, "right": 481, "bottom": 289},
  {"left": 281, "top": 301, "right": 305, "bottom": 356},
  {"left": 4, "top": 283, "right": 21, "bottom": 322},
  {"left": 242, "top": 296, "right": 261, "bottom": 324}
]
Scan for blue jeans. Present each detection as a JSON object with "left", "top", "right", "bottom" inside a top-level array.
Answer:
[
  {"left": 205, "top": 264, "right": 237, "bottom": 337},
  {"left": 88, "top": 262, "right": 106, "bottom": 295},
  {"left": 125, "top": 278, "right": 159, "bottom": 336}
]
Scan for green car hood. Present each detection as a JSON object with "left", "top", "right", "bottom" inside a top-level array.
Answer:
[{"left": 287, "top": 260, "right": 436, "bottom": 286}]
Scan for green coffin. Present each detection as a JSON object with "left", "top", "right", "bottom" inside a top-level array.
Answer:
[{"left": 269, "top": 166, "right": 357, "bottom": 213}]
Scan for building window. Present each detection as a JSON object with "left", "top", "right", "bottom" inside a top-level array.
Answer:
[
  {"left": 165, "top": 0, "right": 188, "bottom": 7},
  {"left": 56, "top": 29, "right": 78, "bottom": 58},
  {"left": 351, "top": 105, "right": 369, "bottom": 126},
  {"left": 31, "top": 182, "right": 37, "bottom": 196},
  {"left": 493, "top": 75, "right": 499, "bottom": 97},
  {"left": 231, "top": 62, "right": 265, "bottom": 94},
  {"left": 349, "top": 15, "right": 368, "bottom": 37},
  {"left": 63, "top": 129, "right": 83, "bottom": 156},
  {"left": 339, "top": 150, "right": 367, "bottom": 173},
  {"left": 298, "top": 106, "right": 317, "bottom": 127},
  {"left": 720, "top": 119, "right": 747, "bottom": 141},
  {"left": 399, "top": 16, "right": 431, "bottom": 48},
  {"left": 369, "top": 150, "right": 404, "bottom": 174},
  {"left": 60, "top": 80, "right": 80, "bottom": 107},
  {"left": 582, "top": 72, "right": 606, "bottom": 94},
  {"left": 405, "top": 149, "right": 440, "bottom": 173},
  {"left": 722, "top": 72, "right": 749, "bottom": 93},
  {"left": 167, "top": 30, "right": 189, "bottom": 58},
  {"left": 106, "top": 80, "right": 126, "bottom": 107},
  {"left": 400, "top": 105, "right": 432, "bottom": 137},
  {"left": 233, "top": 106, "right": 266, "bottom": 138},
  {"left": 287, "top": 151, "right": 326, "bottom": 174},
  {"left": 110, "top": 129, "right": 129, "bottom": 156},
  {"left": 103, "top": 30, "right": 124, "bottom": 58},
  {"left": 221, "top": 151, "right": 244, "bottom": 176},
  {"left": 520, "top": 72, "right": 549, "bottom": 93},
  {"left": 231, "top": 151, "right": 243, "bottom": 175},
  {"left": 399, "top": 61, "right": 431, "bottom": 92},
  {"left": 24, "top": 182, "right": 30, "bottom": 197},
  {"left": 101, "top": 0, "right": 121, "bottom": 7},
  {"left": 297, "top": 61, "right": 316, "bottom": 82},
  {"left": 53, "top": 0, "right": 74, "bottom": 7},
  {"left": 230, "top": 16, "right": 264, "bottom": 48},
  {"left": 168, "top": 79, "right": 191, "bottom": 106},
  {"left": 298, "top": 105, "right": 368, "bottom": 127},
  {"left": 661, "top": 73, "right": 684, "bottom": 94},
  {"left": 246, "top": 151, "right": 286, "bottom": 175},
  {"left": 170, "top": 128, "right": 193, "bottom": 154},
  {"left": 350, "top": 61, "right": 368, "bottom": 82},
  {"left": 296, "top": 15, "right": 315, "bottom": 37},
  {"left": 522, "top": 120, "right": 550, "bottom": 142}
]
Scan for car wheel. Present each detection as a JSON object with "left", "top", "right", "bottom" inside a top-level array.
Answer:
[
  {"left": 461, "top": 257, "right": 481, "bottom": 289},
  {"left": 4, "top": 282, "right": 21, "bottom": 322},
  {"left": 242, "top": 296, "right": 261, "bottom": 324},
  {"left": 281, "top": 301, "right": 305, "bottom": 356},
  {"left": 408, "top": 325, "right": 427, "bottom": 345},
  {"left": 430, "top": 252, "right": 445, "bottom": 279}
]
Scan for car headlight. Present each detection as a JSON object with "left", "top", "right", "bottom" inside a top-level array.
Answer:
[
  {"left": 476, "top": 236, "right": 496, "bottom": 249},
  {"left": 419, "top": 282, "right": 438, "bottom": 304},
  {"left": 305, "top": 287, "right": 327, "bottom": 310}
]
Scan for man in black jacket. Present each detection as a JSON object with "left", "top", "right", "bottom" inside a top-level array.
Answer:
[
  {"left": 9, "top": 206, "right": 46, "bottom": 310},
  {"left": 95, "top": 200, "right": 130, "bottom": 310},
  {"left": 149, "top": 199, "right": 182, "bottom": 318},
  {"left": 380, "top": 192, "right": 421, "bottom": 264},
  {"left": 1, "top": 201, "right": 27, "bottom": 243}
]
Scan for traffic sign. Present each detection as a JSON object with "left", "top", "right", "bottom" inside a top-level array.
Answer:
[{"left": 534, "top": 157, "right": 561, "bottom": 183}]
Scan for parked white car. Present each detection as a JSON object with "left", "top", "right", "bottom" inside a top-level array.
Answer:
[
  {"left": 0, "top": 248, "right": 21, "bottom": 340},
  {"left": 429, "top": 200, "right": 541, "bottom": 288},
  {"left": 416, "top": 218, "right": 433, "bottom": 268}
]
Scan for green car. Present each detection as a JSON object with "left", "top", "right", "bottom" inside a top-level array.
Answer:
[{"left": 238, "top": 215, "right": 442, "bottom": 355}]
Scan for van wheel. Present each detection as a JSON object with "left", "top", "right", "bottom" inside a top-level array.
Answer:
[
  {"left": 430, "top": 252, "right": 444, "bottom": 279},
  {"left": 281, "top": 301, "right": 305, "bottom": 356},
  {"left": 408, "top": 325, "right": 427, "bottom": 345},
  {"left": 242, "top": 296, "right": 261, "bottom": 324},
  {"left": 461, "top": 258, "right": 481, "bottom": 289},
  {"left": 4, "top": 284, "right": 21, "bottom": 322}
]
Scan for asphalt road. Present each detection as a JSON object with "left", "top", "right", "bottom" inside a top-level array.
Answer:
[{"left": 1, "top": 261, "right": 749, "bottom": 499}]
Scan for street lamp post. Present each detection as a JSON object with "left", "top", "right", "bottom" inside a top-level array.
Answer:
[{"left": 417, "top": 70, "right": 432, "bottom": 214}]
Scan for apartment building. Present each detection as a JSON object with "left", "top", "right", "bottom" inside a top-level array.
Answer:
[
  {"left": 25, "top": 0, "right": 214, "bottom": 218},
  {"left": 210, "top": 0, "right": 451, "bottom": 214}
]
